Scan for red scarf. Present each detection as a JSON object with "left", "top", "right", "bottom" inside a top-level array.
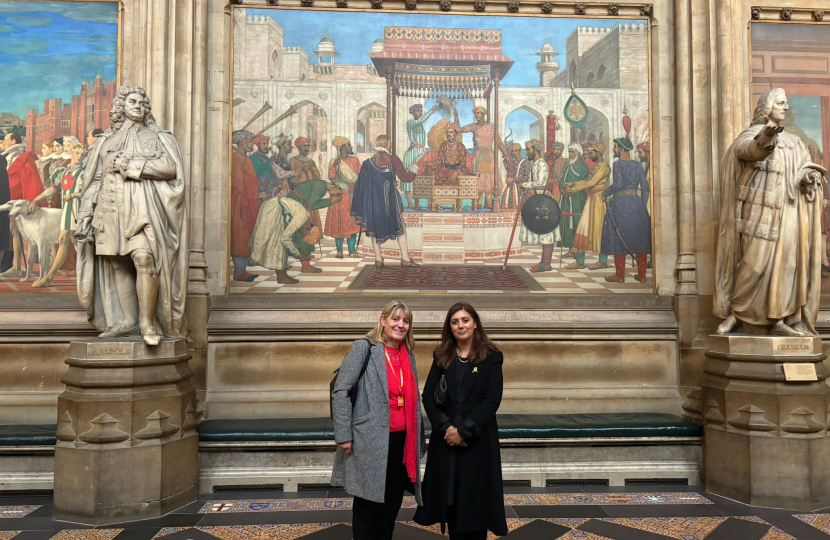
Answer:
[{"left": 398, "top": 344, "right": 419, "bottom": 483}]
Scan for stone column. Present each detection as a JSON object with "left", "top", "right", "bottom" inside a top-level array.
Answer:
[
  {"left": 700, "top": 335, "right": 830, "bottom": 510},
  {"left": 53, "top": 339, "right": 198, "bottom": 525}
]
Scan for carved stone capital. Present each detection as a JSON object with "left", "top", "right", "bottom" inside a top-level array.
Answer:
[
  {"left": 780, "top": 7, "right": 793, "bottom": 20},
  {"left": 474, "top": 0, "right": 485, "bottom": 11},
  {"left": 640, "top": 3, "right": 653, "bottom": 16},
  {"left": 750, "top": 6, "right": 761, "bottom": 19},
  {"left": 607, "top": 3, "right": 619, "bottom": 16},
  {"left": 813, "top": 9, "right": 824, "bottom": 21},
  {"left": 439, "top": 0, "right": 451, "bottom": 10},
  {"left": 541, "top": 1, "right": 552, "bottom": 13}
]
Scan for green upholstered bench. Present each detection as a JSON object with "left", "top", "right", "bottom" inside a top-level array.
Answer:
[
  {"left": 0, "top": 424, "right": 58, "bottom": 448},
  {"left": 197, "top": 413, "right": 701, "bottom": 446}
]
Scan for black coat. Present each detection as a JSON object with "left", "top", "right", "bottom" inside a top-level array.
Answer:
[
  {"left": 0, "top": 155, "right": 10, "bottom": 252},
  {"left": 414, "top": 349, "right": 507, "bottom": 536}
]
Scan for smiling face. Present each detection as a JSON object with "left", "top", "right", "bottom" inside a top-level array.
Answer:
[
  {"left": 381, "top": 309, "right": 410, "bottom": 345},
  {"left": 450, "top": 309, "right": 476, "bottom": 344},
  {"left": 124, "top": 92, "right": 149, "bottom": 123}
]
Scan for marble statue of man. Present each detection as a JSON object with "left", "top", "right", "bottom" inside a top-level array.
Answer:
[
  {"left": 74, "top": 86, "right": 188, "bottom": 346},
  {"left": 714, "top": 88, "right": 826, "bottom": 336}
]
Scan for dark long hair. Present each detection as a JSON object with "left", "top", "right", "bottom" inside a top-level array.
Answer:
[{"left": 434, "top": 302, "right": 498, "bottom": 369}]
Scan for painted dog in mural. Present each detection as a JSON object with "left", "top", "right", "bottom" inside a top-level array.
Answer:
[{"left": 0, "top": 200, "right": 61, "bottom": 283}]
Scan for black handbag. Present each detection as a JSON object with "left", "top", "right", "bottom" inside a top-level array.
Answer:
[
  {"left": 434, "top": 374, "right": 448, "bottom": 406},
  {"left": 330, "top": 339, "right": 373, "bottom": 419}
]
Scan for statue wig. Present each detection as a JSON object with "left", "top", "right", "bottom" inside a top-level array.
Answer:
[
  {"left": 109, "top": 86, "right": 158, "bottom": 132},
  {"left": 751, "top": 88, "right": 785, "bottom": 126}
]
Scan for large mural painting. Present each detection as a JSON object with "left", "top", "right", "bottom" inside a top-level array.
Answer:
[
  {"left": 0, "top": 0, "right": 119, "bottom": 294},
  {"left": 229, "top": 8, "right": 653, "bottom": 295},
  {"left": 750, "top": 21, "right": 830, "bottom": 295}
]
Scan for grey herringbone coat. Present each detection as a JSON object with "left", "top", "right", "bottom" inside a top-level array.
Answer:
[{"left": 330, "top": 338, "right": 425, "bottom": 505}]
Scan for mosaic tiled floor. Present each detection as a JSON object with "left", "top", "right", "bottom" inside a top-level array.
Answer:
[
  {"left": 228, "top": 237, "right": 653, "bottom": 295},
  {"left": 0, "top": 505, "right": 40, "bottom": 518},
  {"left": 200, "top": 492, "right": 711, "bottom": 514},
  {"left": 795, "top": 512, "right": 830, "bottom": 534},
  {"left": 0, "top": 489, "right": 822, "bottom": 540}
]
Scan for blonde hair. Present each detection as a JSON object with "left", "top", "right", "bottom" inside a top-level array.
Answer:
[{"left": 366, "top": 300, "right": 414, "bottom": 351}]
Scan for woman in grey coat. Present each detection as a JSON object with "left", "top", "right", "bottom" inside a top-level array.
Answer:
[{"left": 331, "top": 300, "right": 425, "bottom": 540}]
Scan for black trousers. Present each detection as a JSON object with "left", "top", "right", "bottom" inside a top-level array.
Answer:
[
  {"left": 446, "top": 504, "right": 487, "bottom": 540},
  {"left": 353, "top": 430, "right": 412, "bottom": 540}
]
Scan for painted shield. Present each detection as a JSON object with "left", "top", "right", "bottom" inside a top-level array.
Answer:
[{"left": 521, "top": 194, "right": 561, "bottom": 235}]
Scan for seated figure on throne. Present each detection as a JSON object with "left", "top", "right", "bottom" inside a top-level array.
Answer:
[{"left": 418, "top": 120, "right": 473, "bottom": 186}]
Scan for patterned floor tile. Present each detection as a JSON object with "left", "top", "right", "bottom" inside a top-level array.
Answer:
[
  {"left": 794, "top": 513, "right": 830, "bottom": 534},
  {"left": 503, "top": 492, "right": 712, "bottom": 506},
  {"left": 0, "top": 533, "right": 19, "bottom": 540},
  {"left": 200, "top": 500, "right": 351, "bottom": 514},
  {"left": 153, "top": 529, "right": 187, "bottom": 538},
  {"left": 196, "top": 524, "right": 336, "bottom": 540},
  {"left": 759, "top": 527, "right": 797, "bottom": 540},
  {"left": 0, "top": 507, "right": 40, "bottom": 519},
  {"left": 602, "top": 517, "right": 726, "bottom": 539},
  {"left": 49, "top": 531, "right": 122, "bottom": 540}
]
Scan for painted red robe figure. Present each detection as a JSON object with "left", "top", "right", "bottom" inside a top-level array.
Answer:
[{"left": 230, "top": 131, "right": 260, "bottom": 282}]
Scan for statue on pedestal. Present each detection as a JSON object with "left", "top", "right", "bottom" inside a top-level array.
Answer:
[
  {"left": 715, "top": 88, "right": 826, "bottom": 336},
  {"left": 74, "top": 86, "right": 188, "bottom": 346}
]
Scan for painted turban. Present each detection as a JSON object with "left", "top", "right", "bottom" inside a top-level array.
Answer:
[{"left": 331, "top": 136, "right": 350, "bottom": 149}]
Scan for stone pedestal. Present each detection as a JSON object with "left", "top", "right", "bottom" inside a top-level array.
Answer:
[
  {"left": 53, "top": 339, "right": 199, "bottom": 525},
  {"left": 699, "top": 334, "right": 830, "bottom": 510}
]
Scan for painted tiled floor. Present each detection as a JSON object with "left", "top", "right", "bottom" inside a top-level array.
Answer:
[{"left": 0, "top": 488, "right": 826, "bottom": 540}]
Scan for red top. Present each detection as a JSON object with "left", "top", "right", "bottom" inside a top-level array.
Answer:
[{"left": 385, "top": 345, "right": 406, "bottom": 432}]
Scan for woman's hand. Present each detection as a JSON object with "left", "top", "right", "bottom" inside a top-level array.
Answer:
[
  {"left": 337, "top": 441, "right": 352, "bottom": 456},
  {"left": 445, "top": 426, "right": 467, "bottom": 447}
]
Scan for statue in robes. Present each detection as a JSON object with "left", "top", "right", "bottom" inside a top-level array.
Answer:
[
  {"left": 715, "top": 88, "right": 826, "bottom": 336},
  {"left": 74, "top": 86, "right": 188, "bottom": 346}
]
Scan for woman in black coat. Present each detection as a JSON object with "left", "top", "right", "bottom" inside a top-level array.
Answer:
[{"left": 414, "top": 302, "right": 507, "bottom": 539}]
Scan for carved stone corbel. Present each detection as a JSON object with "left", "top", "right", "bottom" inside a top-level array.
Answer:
[
  {"left": 780, "top": 7, "right": 793, "bottom": 20},
  {"left": 266, "top": 0, "right": 278, "bottom": 5},
  {"left": 574, "top": 2, "right": 587, "bottom": 15},
  {"left": 439, "top": 0, "right": 451, "bottom": 11},
  {"left": 608, "top": 3, "right": 619, "bottom": 16},
  {"left": 541, "top": 2, "right": 552, "bottom": 13},
  {"left": 640, "top": 3, "right": 653, "bottom": 16},
  {"left": 814, "top": 9, "right": 825, "bottom": 21},
  {"left": 371, "top": 0, "right": 382, "bottom": 8},
  {"left": 474, "top": 0, "right": 485, "bottom": 11},
  {"left": 508, "top": 0, "right": 520, "bottom": 13},
  {"left": 336, "top": 0, "right": 347, "bottom": 7},
  {"left": 405, "top": 0, "right": 416, "bottom": 9},
  {"left": 301, "top": 0, "right": 313, "bottom": 6},
  {"left": 750, "top": 6, "right": 761, "bottom": 19}
]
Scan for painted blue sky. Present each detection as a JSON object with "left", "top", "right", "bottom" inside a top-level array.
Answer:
[
  {"left": 0, "top": 1, "right": 118, "bottom": 118},
  {"left": 247, "top": 8, "right": 643, "bottom": 87},
  {"left": 787, "top": 96, "right": 823, "bottom": 148}
]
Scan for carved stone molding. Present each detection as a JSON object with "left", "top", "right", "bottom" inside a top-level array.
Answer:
[
  {"left": 574, "top": 2, "right": 586, "bottom": 15},
  {"left": 439, "top": 0, "right": 451, "bottom": 10},
  {"left": 474, "top": 0, "right": 485, "bottom": 11},
  {"left": 230, "top": 0, "right": 243, "bottom": 4},
  {"left": 301, "top": 0, "right": 312, "bottom": 6},
  {"left": 781, "top": 407, "right": 824, "bottom": 435},
  {"left": 79, "top": 414, "right": 130, "bottom": 445},
  {"left": 182, "top": 404, "right": 200, "bottom": 433},
  {"left": 405, "top": 0, "right": 416, "bottom": 8},
  {"left": 681, "top": 388, "right": 703, "bottom": 423},
  {"left": 607, "top": 3, "right": 619, "bottom": 16},
  {"left": 507, "top": 0, "right": 519, "bottom": 12},
  {"left": 266, "top": 0, "right": 278, "bottom": 5},
  {"left": 56, "top": 411, "right": 76, "bottom": 442},
  {"left": 751, "top": 5, "right": 828, "bottom": 20},
  {"left": 780, "top": 7, "right": 793, "bottom": 20},
  {"left": 371, "top": 0, "right": 382, "bottom": 8},
  {"left": 640, "top": 3, "right": 652, "bottom": 16},
  {"left": 814, "top": 9, "right": 824, "bottom": 21},
  {"left": 541, "top": 2, "right": 552, "bottom": 13},
  {"left": 336, "top": 0, "right": 346, "bottom": 7},
  {"left": 135, "top": 411, "right": 180, "bottom": 440},
  {"left": 727, "top": 405, "right": 777, "bottom": 433},
  {"left": 703, "top": 400, "right": 725, "bottom": 426},
  {"left": 751, "top": 6, "right": 761, "bottom": 19}
]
